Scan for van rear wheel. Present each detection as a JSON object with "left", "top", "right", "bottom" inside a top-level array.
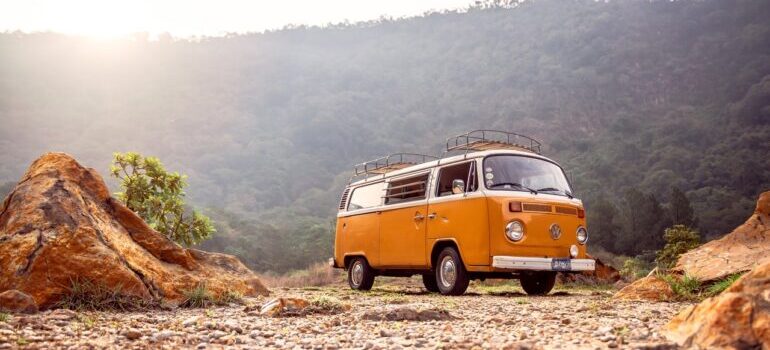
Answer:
[
  {"left": 422, "top": 273, "right": 439, "bottom": 293},
  {"left": 520, "top": 271, "right": 556, "bottom": 295},
  {"left": 435, "top": 247, "right": 469, "bottom": 295},
  {"left": 348, "top": 257, "right": 375, "bottom": 291}
]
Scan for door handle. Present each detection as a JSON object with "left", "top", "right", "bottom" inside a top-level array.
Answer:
[
  {"left": 413, "top": 213, "right": 425, "bottom": 221},
  {"left": 427, "top": 213, "right": 437, "bottom": 219}
]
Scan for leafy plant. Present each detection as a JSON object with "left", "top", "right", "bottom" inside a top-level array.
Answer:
[
  {"left": 111, "top": 152, "right": 215, "bottom": 246},
  {"left": 0, "top": 313, "right": 8, "bottom": 322},
  {"left": 655, "top": 225, "right": 701, "bottom": 269},
  {"left": 181, "top": 282, "right": 214, "bottom": 308}
]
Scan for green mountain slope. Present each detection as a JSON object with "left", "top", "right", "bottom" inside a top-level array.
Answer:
[{"left": 1, "top": 0, "right": 768, "bottom": 272}]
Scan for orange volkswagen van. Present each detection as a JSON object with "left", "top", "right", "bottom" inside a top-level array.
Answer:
[{"left": 330, "top": 130, "right": 595, "bottom": 295}]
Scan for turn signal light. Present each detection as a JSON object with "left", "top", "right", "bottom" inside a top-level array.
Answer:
[
  {"left": 577, "top": 208, "right": 585, "bottom": 218},
  {"left": 509, "top": 201, "right": 522, "bottom": 212}
]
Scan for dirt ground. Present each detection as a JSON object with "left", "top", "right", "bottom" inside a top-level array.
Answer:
[{"left": 0, "top": 278, "right": 690, "bottom": 349}]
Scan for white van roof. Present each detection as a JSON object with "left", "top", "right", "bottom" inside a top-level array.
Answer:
[{"left": 348, "top": 149, "right": 559, "bottom": 187}]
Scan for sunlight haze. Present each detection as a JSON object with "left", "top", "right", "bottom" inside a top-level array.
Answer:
[{"left": 0, "top": 0, "right": 474, "bottom": 38}]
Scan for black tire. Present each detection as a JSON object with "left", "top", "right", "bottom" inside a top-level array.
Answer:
[
  {"left": 435, "top": 247, "right": 470, "bottom": 295},
  {"left": 422, "top": 273, "right": 440, "bottom": 293},
  {"left": 520, "top": 271, "right": 557, "bottom": 295},
  {"left": 347, "top": 257, "right": 375, "bottom": 291}
]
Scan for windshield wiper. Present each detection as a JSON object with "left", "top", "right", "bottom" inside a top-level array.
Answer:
[
  {"left": 536, "top": 187, "right": 574, "bottom": 199},
  {"left": 490, "top": 182, "right": 538, "bottom": 194}
]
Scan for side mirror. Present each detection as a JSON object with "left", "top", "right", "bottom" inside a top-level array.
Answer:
[{"left": 452, "top": 179, "right": 465, "bottom": 195}]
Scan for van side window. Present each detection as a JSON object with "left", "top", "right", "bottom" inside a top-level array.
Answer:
[
  {"left": 385, "top": 174, "right": 429, "bottom": 205},
  {"left": 436, "top": 161, "right": 478, "bottom": 197},
  {"left": 347, "top": 182, "right": 386, "bottom": 210}
]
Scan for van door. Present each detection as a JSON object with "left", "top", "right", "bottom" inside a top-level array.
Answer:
[
  {"left": 427, "top": 160, "right": 489, "bottom": 267},
  {"left": 379, "top": 173, "right": 430, "bottom": 267}
]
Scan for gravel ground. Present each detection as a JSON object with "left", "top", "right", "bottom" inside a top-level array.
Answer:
[{"left": 0, "top": 279, "right": 690, "bottom": 350}]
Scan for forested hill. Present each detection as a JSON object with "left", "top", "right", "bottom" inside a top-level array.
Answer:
[{"left": 1, "top": 0, "right": 769, "bottom": 272}]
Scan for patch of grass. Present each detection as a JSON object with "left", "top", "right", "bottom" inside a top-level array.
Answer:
[
  {"left": 259, "top": 262, "right": 344, "bottom": 288},
  {"left": 181, "top": 282, "right": 214, "bottom": 308},
  {"left": 56, "top": 278, "right": 153, "bottom": 311},
  {"left": 16, "top": 336, "right": 28, "bottom": 346},
  {"left": 204, "top": 309, "right": 215, "bottom": 318},
  {"left": 0, "top": 313, "right": 9, "bottom": 322},
  {"left": 307, "top": 295, "right": 349, "bottom": 314},
  {"left": 77, "top": 314, "right": 96, "bottom": 329},
  {"left": 705, "top": 273, "right": 744, "bottom": 297},
  {"left": 555, "top": 281, "right": 616, "bottom": 292},
  {"left": 661, "top": 273, "right": 701, "bottom": 301},
  {"left": 216, "top": 290, "right": 244, "bottom": 305},
  {"left": 380, "top": 294, "right": 409, "bottom": 304}
]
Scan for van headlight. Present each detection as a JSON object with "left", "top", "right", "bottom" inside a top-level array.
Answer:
[
  {"left": 505, "top": 221, "right": 525, "bottom": 242},
  {"left": 576, "top": 226, "right": 588, "bottom": 244}
]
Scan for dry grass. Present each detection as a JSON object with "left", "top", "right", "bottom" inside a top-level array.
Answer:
[
  {"left": 259, "top": 262, "right": 344, "bottom": 288},
  {"left": 55, "top": 278, "right": 155, "bottom": 311}
]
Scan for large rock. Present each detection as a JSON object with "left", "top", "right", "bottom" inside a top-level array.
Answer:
[
  {"left": 0, "top": 153, "right": 268, "bottom": 309},
  {"left": 673, "top": 191, "right": 770, "bottom": 282},
  {"left": 613, "top": 275, "right": 674, "bottom": 302},
  {"left": 665, "top": 260, "right": 770, "bottom": 348}
]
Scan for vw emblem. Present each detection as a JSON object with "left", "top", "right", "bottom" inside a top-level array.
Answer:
[{"left": 550, "top": 223, "right": 562, "bottom": 240}]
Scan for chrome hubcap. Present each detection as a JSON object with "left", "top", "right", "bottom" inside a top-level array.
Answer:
[
  {"left": 351, "top": 261, "right": 364, "bottom": 286},
  {"left": 439, "top": 256, "right": 457, "bottom": 288}
]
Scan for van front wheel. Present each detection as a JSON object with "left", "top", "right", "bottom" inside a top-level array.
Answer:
[
  {"left": 348, "top": 257, "right": 375, "bottom": 291},
  {"left": 435, "top": 247, "right": 469, "bottom": 295},
  {"left": 520, "top": 271, "right": 556, "bottom": 295}
]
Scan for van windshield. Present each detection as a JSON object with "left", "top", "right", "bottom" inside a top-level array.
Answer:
[{"left": 483, "top": 155, "right": 573, "bottom": 197}]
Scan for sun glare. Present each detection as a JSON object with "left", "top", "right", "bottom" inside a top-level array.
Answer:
[{"left": 0, "top": 0, "right": 472, "bottom": 39}]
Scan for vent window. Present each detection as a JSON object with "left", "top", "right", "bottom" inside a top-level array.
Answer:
[
  {"left": 385, "top": 174, "right": 429, "bottom": 205},
  {"left": 338, "top": 188, "right": 351, "bottom": 210}
]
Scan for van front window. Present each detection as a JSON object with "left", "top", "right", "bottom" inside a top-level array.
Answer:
[{"left": 483, "top": 155, "right": 573, "bottom": 197}]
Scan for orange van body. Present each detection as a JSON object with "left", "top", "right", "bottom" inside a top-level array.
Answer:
[{"left": 332, "top": 146, "right": 595, "bottom": 295}]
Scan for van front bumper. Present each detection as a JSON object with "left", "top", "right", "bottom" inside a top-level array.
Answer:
[{"left": 492, "top": 256, "right": 595, "bottom": 272}]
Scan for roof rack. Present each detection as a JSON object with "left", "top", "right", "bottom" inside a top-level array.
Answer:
[
  {"left": 351, "top": 153, "right": 437, "bottom": 182},
  {"left": 445, "top": 129, "right": 542, "bottom": 155}
]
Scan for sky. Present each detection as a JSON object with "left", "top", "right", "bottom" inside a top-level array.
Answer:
[{"left": 0, "top": 0, "right": 474, "bottom": 38}]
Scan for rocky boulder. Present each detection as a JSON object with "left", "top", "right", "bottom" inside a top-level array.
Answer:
[
  {"left": 0, "top": 289, "right": 38, "bottom": 313},
  {"left": 673, "top": 191, "right": 770, "bottom": 282},
  {"left": 613, "top": 275, "right": 674, "bottom": 302},
  {"left": 0, "top": 153, "right": 268, "bottom": 309},
  {"left": 665, "top": 260, "right": 770, "bottom": 348}
]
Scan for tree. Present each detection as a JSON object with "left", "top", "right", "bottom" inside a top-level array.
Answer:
[
  {"left": 110, "top": 152, "right": 215, "bottom": 246},
  {"left": 586, "top": 196, "right": 621, "bottom": 252},
  {"left": 616, "top": 189, "right": 671, "bottom": 256},
  {"left": 669, "top": 187, "right": 697, "bottom": 228},
  {"left": 655, "top": 225, "right": 701, "bottom": 269}
]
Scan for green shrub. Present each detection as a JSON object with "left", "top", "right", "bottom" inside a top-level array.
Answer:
[
  {"left": 655, "top": 225, "right": 700, "bottom": 268},
  {"left": 111, "top": 152, "right": 215, "bottom": 246},
  {"left": 0, "top": 313, "right": 9, "bottom": 322},
  {"left": 620, "top": 257, "right": 653, "bottom": 280}
]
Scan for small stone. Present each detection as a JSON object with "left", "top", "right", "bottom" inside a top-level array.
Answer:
[
  {"left": 123, "top": 329, "right": 142, "bottom": 341},
  {"left": 182, "top": 316, "right": 201, "bottom": 327}
]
